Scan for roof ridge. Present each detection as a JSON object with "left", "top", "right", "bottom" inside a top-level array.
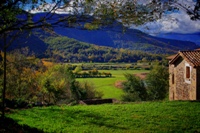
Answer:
[{"left": 169, "top": 50, "right": 200, "bottom": 67}]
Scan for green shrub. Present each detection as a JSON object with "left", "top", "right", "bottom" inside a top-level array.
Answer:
[
  {"left": 39, "top": 65, "right": 74, "bottom": 104},
  {"left": 122, "top": 64, "right": 169, "bottom": 102},
  {"left": 146, "top": 64, "right": 169, "bottom": 100},
  {"left": 78, "top": 81, "right": 103, "bottom": 100},
  {"left": 122, "top": 74, "right": 147, "bottom": 102}
]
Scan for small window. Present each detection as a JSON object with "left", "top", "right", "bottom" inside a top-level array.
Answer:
[
  {"left": 186, "top": 66, "right": 190, "bottom": 79},
  {"left": 172, "top": 74, "right": 174, "bottom": 84}
]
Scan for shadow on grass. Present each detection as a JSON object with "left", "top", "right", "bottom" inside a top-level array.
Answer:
[
  {"left": 82, "top": 113, "right": 128, "bottom": 130},
  {"left": 0, "top": 117, "right": 44, "bottom": 133}
]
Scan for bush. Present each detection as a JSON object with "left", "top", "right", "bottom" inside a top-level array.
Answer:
[
  {"left": 39, "top": 65, "right": 74, "bottom": 104},
  {"left": 77, "top": 81, "right": 103, "bottom": 100},
  {"left": 122, "top": 91, "right": 143, "bottom": 102},
  {"left": 122, "top": 74, "right": 147, "bottom": 102},
  {"left": 74, "top": 66, "right": 82, "bottom": 73},
  {"left": 122, "top": 64, "right": 169, "bottom": 102},
  {"left": 146, "top": 64, "right": 169, "bottom": 100},
  {"left": 39, "top": 65, "right": 103, "bottom": 104}
]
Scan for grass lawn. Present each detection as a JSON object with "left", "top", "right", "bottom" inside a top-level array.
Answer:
[
  {"left": 77, "top": 70, "right": 149, "bottom": 100},
  {"left": 6, "top": 101, "right": 200, "bottom": 133}
]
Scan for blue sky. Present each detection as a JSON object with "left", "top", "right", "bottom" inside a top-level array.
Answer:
[
  {"left": 45, "top": 0, "right": 53, "bottom": 3},
  {"left": 45, "top": 0, "right": 56, "bottom": 3}
]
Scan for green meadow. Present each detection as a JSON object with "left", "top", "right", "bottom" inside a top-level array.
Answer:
[
  {"left": 7, "top": 101, "right": 200, "bottom": 133},
  {"left": 77, "top": 70, "right": 149, "bottom": 100},
  {"left": 5, "top": 69, "right": 200, "bottom": 133}
]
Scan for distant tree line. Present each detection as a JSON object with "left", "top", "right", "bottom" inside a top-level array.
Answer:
[
  {"left": 68, "top": 62, "right": 155, "bottom": 71},
  {"left": 73, "top": 67, "right": 112, "bottom": 78}
]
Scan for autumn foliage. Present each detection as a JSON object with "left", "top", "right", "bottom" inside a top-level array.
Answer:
[{"left": 0, "top": 52, "right": 102, "bottom": 107}]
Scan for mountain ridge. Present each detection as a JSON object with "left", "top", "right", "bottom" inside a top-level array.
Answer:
[
  {"left": 156, "top": 32, "right": 200, "bottom": 45},
  {"left": 53, "top": 22, "right": 198, "bottom": 54}
]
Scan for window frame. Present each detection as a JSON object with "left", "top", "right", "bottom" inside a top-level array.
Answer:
[
  {"left": 186, "top": 66, "right": 190, "bottom": 79},
  {"left": 172, "top": 73, "right": 175, "bottom": 84},
  {"left": 185, "top": 62, "right": 191, "bottom": 84}
]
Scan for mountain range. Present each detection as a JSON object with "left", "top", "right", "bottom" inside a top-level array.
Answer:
[
  {"left": 156, "top": 33, "right": 200, "bottom": 46},
  {"left": 53, "top": 23, "right": 198, "bottom": 54},
  {"left": 3, "top": 13, "right": 200, "bottom": 61}
]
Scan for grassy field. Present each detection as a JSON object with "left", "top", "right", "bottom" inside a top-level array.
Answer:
[
  {"left": 7, "top": 101, "right": 200, "bottom": 133},
  {"left": 77, "top": 70, "right": 149, "bottom": 100}
]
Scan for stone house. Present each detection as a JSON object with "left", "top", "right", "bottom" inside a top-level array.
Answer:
[{"left": 169, "top": 49, "right": 200, "bottom": 100}]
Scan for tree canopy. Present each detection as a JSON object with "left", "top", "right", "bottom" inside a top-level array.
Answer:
[{"left": 0, "top": 0, "right": 199, "bottom": 36}]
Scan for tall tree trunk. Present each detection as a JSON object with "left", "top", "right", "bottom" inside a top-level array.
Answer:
[{"left": 2, "top": 33, "right": 6, "bottom": 119}]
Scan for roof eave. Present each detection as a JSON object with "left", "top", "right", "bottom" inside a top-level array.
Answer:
[{"left": 169, "top": 52, "right": 181, "bottom": 65}]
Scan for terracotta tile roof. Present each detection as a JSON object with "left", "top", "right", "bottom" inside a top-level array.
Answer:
[{"left": 169, "top": 50, "right": 200, "bottom": 67}]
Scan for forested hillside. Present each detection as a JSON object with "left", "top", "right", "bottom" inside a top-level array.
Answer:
[
  {"left": 1, "top": 29, "right": 164, "bottom": 63},
  {"left": 44, "top": 36, "right": 163, "bottom": 62}
]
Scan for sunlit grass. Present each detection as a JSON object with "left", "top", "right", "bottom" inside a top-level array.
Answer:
[
  {"left": 77, "top": 70, "right": 149, "bottom": 100},
  {"left": 7, "top": 101, "right": 200, "bottom": 133}
]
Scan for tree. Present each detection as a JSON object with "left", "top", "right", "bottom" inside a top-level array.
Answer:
[
  {"left": 74, "top": 66, "right": 82, "bottom": 74},
  {"left": 122, "top": 63, "right": 169, "bottom": 102},
  {"left": 39, "top": 64, "right": 75, "bottom": 104},
  {"left": 0, "top": 0, "right": 64, "bottom": 119},
  {"left": 3, "top": 50, "right": 43, "bottom": 106},
  {"left": 6, "top": 56, "right": 36, "bottom": 101},
  {"left": 146, "top": 63, "right": 169, "bottom": 100},
  {"left": 171, "top": 0, "right": 200, "bottom": 20},
  {"left": 141, "top": 0, "right": 200, "bottom": 21},
  {"left": 1, "top": 0, "right": 199, "bottom": 39},
  {"left": 0, "top": 0, "right": 96, "bottom": 119},
  {"left": 39, "top": 64, "right": 102, "bottom": 104},
  {"left": 73, "top": 81, "right": 103, "bottom": 100},
  {"left": 122, "top": 73, "right": 147, "bottom": 102}
]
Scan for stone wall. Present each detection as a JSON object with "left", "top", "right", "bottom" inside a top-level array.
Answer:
[
  {"left": 169, "top": 64, "right": 175, "bottom": 100},
  {"left": 197, "top": 67, "right": 200, "bottom": 100},
  {"left": 79, "top": 99, "right": 119, "bottom": 105},
  {"left": 169, "top": 57, "right": 197, "bottom": 100}
]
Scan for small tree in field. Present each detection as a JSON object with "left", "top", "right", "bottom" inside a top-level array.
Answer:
[
  {"left": 74, "top": 66, "right": 82, "bottom": 74},
  {"left": 76, "top": 81, "right": 103, "bottom": 100},
  {"left": 146, "top": 64, "right": 169, "bottom": 100},
  {"left": 122, "top": 73, "right": 147, "bottom": 102}
]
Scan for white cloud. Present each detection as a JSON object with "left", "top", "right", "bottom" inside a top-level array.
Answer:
[{"left": 132, "top": 10, "right": 200, "bottom": 35}]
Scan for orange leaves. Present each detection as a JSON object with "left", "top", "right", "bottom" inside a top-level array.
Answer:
[{"left": 42, "top": 59, "right": 54, "bottom": 68}]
